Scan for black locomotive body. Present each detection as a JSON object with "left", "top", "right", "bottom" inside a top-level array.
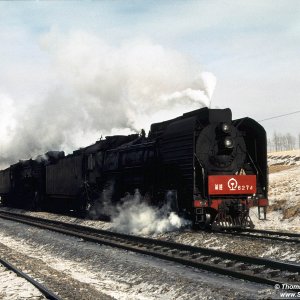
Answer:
[
  {"left": 0, "top": 108, "right": 268, "bottom": 229},
  {"left": 0, "top": 160, "right": 44, "bottom": 209},
  {"left": 0, "top": 151, "right": 64, "bottom": 210}
]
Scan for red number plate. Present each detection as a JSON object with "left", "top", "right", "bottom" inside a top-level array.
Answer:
[{"left": 208, "top": 175, "right": 256, "bottom": 195}]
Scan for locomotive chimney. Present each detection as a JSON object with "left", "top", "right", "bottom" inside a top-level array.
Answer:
[{"left": 209, "top": 108, "right": 232, "bottom": 123}]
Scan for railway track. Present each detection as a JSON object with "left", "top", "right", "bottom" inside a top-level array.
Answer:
[
  {"left": 0, "top": 257, "right": 61, "bottom": 300},
  {"left": 0, "top": 211, "right": 300, "bottom": 290},
  {"left": 220, "top": 228, "right": 300, "bottom": 244}
]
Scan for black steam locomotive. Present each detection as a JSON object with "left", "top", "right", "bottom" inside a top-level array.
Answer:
[{"left": 0, "top": 108, "right": 268, "bottom": 229}]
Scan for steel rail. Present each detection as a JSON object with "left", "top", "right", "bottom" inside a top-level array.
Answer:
[
  {"left": 245, "top": 228, "right": 300, "bottom": 238},
  {"left": 0, "top": 211, "right": 299, "bottom": 290},
  {"left": 219, "top": 228, "right": 300, "bottom": 244},
  {"left": 0, "top": 257, "right": 61, "bottom": 300}
]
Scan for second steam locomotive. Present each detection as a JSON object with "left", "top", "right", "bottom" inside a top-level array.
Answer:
[{"left": 0, "top": 107, "right": 268, "bottom": 229}]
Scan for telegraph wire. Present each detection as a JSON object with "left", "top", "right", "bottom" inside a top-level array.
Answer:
[{"left": 259, "top": 110, "right": 300, "bottom": 122}]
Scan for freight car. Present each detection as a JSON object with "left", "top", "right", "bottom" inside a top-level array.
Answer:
[{"left": 0, "top": 107, "right": 268, "bottom": 229}]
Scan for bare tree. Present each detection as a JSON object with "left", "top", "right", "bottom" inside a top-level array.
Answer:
[
  {"left": 267, "top": 138, "right": 273, "bottom": 152},
  {"left": 273, "top": 132, "right": 279, "bottom": 152},
  {"left": 271, "top": 132, "right": 297, "bottom": 151},
  {"left": 286, "top": 133, "right": 296, "bottom": 150}
]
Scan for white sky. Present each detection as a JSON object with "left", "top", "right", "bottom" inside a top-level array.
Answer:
[{"left": 0, "top": 1, "right": 299, "bottom": 162}]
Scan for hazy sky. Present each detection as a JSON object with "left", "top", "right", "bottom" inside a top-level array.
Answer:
[{"left": 0, "top": 1, "right": 299, "bottom": 163}]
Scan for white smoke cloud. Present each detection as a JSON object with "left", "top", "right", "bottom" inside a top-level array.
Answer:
[
  {"left": 87, "top": 186, "right": 191, "bottom": 235},
  {"left": 111, "top": 190, "right": 191, "bottom": 235},
  {"left": 0, "top": 94, "right": 17, "bottom": 168},
  {"left": 200, "top": 72, "right": 217, "bottom": 102},
  {"left": 0, "top": 29, "right": 217, "bottom": 166}
]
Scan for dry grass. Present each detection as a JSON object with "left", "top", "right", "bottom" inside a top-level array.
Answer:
[
  {"left": 283, "top": 206, "right": 300, "bottom": 219},
  {"left": 268, "top": 149, "right": 300, "bottom": 156},
  {"left": 268, "top": 199, "right": 300, "bottom": 219},
  {"left": 268, "top": 199, "right": 287, "bottom": 212},
  {"left": 269, "top": 164, "right": 296, "bottom": 173}
]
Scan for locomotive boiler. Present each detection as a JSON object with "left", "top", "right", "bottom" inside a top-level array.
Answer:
[{"left": 0, "top": 107, "right": 268, "bottom": 229}]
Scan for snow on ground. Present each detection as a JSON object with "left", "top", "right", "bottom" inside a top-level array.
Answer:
[
  {"left": 0, "top": 217, "right": 275, "bottom": 300},
  {"left": 250, "top": 150, "right": 300, "bottom": 232},
  {"left": 0, "top": 150, "right": 298, "bottom": 299},
  {"left": 0, "top": 264, "right": 45, "bottom": 300},
  {"left": 0, "top": 150, "right": 299, "bottom": 267},
  {"left": 2, "top": 205, "right": 299, "bottom": 263}
]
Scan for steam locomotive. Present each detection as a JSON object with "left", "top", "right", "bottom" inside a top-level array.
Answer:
[{"left": 0, "top": 107, "right": 268, "bottom": 229}]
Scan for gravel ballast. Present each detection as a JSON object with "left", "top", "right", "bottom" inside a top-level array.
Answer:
[{"left": 0, "top": 217, "right": 276, "bottom": 299}]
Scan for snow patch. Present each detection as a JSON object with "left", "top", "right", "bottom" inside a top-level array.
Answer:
[{"left": 251, "top": 151, "right": 300, "bottom": 232}]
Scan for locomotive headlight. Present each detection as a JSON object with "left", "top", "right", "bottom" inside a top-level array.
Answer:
[
  {"left": 224, "top": 137, "right": 234, "bottom": 148},
  {"left": 221, "top": 123, "right": 231, "bottom": 133}
]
